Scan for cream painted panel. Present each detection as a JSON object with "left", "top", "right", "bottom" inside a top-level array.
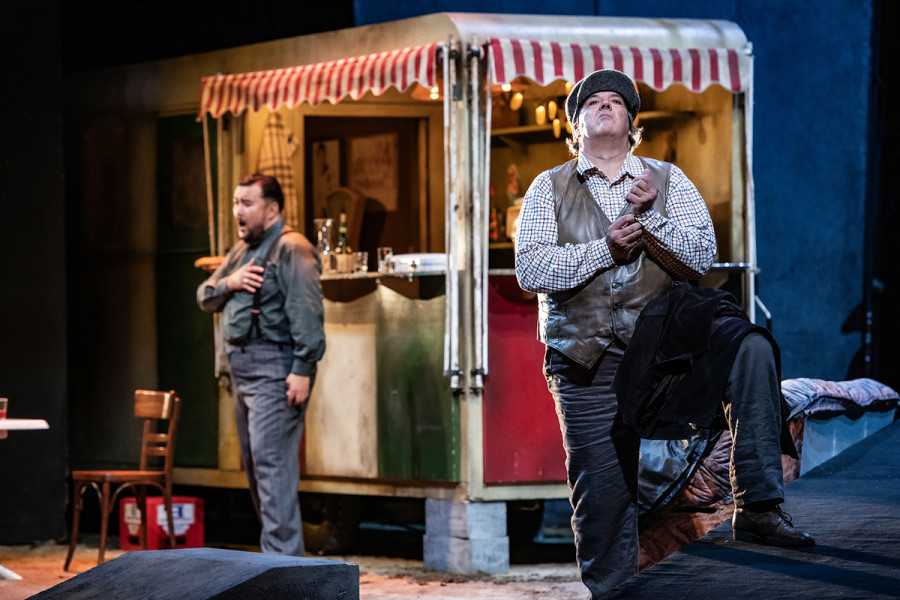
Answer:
[{"left": 304, "top": 294, "right": 378, "bottom": 478}]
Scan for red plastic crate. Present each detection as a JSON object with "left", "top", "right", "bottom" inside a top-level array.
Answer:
[{"left": 119, "top": 495, "right": 204, "bottom": 551}]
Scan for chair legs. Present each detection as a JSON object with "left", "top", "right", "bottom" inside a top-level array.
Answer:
[
  {"left": 162, "top": 493, "right": 176, "bottom": 550},
  {"left": 64, "top": 480, "right": 176, "bottom": 571},
  {"left": 64, "top": 481, "right": 87, "bottom": 571},
  {"left": 136, "top": 487, "right": 148, "bottom": 551},
  {"left": 65, "top": 480, "right": 115, "bottom": 569},
  {"left": 134, "top": 487, "right": 177, "bottom": 550},
  {"left": 97, "top": 481, "right": 111, "bottom": 565}
]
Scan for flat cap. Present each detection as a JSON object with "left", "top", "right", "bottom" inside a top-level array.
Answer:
[{"left": 565, "top": 69, "right": 640, "bottom": 124}]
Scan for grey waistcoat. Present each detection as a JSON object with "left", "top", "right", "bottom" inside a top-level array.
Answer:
[{"left": 538, "top": 157, "right": 676, "bottom": 368}]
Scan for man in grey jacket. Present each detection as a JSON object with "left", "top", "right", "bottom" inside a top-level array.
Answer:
[{"left": 198, "top": 173, "right": 325, "bottom": 556}]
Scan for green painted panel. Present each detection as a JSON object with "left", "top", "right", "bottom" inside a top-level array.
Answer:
[
  {"left": 376, "top": 281, "right": 459, "bottom": 481},
  {"left": 156, "top": 114, "right": 218, "bottom": 468}
]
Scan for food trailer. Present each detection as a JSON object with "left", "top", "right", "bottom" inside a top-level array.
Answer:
[{"left": 71, "top": 12, "right": 758, "bottom": 572}]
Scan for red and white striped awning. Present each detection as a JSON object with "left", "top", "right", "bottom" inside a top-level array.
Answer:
[
  {"left": 489, "top": 37, "right": 750, "bottom": 93},
  {"left": 198, "top": 42, "right": 441, "bottom": 119},
  {"left": 197, "top": 35, "right": 749, "bottom": 119}
]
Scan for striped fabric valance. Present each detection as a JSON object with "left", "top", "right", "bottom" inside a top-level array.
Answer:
[
  {"left": 198, "top": 36, "right": 748, "bottom": 119},
  {"left": 489, "top": 37, "right": 749, "bottom": 93},
  {"left": 198, "top": 42, "right": 441, "bottom": 119}
]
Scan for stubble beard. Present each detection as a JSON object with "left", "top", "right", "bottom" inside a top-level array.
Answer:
[{"left": 239, "top": 221, "right": 266, "bottom": 245}]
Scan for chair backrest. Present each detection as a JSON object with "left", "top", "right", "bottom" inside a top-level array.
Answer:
[
  {"left": 326, "top": 187, "right": 365, "bottom": 250},
  {"left": 134, "top": 390, "right": 180, "bottom": 477}
]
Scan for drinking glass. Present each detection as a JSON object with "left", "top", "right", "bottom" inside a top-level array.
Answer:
[
  {"left": 0, "top": 398, "right": 7, "bottom": 439},
  {"left": 354, "top": 251, "right": 369, "bottom": 273},
  {"left": 377, "top": 247, "right": 394, "bottom": 273}
]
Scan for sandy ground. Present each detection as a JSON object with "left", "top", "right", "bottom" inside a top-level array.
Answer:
[{"left": 0, "top": 539, "right": 586, "bottom": 600}]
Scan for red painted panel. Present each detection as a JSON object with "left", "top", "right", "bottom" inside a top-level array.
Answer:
[{"left": 483, "top": 275, "right": 567, "bottom": 483}]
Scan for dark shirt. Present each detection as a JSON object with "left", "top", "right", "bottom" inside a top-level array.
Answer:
[{"left": 197, "top": 220, "right": 325, "bottom": 375}]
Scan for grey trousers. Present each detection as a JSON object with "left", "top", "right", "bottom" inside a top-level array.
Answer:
[
  {"left": 545, "top": 332, "right": 784, "bottom": 598},
  {"left": 228, "top": 339, "right": 309, "bottom": 556}
]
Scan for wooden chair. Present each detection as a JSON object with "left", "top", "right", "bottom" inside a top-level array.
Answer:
[{"left": 64, "top": 390, "right": 181, "bottom": 570}]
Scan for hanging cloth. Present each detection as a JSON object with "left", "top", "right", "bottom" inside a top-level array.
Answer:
[{"left": 257, "top": 113, "right": 300, "bottom": 228}]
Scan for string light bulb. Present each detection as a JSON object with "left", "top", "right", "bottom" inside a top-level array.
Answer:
[
  {"left": 509, "top": 92, "right": 524, "bottom": 111},
  {"left": 535, "top": 104, "right": 547, "bottom": 125},
  {"left": 547, "top": 100, "right": 558, "bottom": 120}
]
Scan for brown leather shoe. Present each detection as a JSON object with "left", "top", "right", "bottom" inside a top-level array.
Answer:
[{"left": 732, "top": 505, "right": 815, "bottom": 547}]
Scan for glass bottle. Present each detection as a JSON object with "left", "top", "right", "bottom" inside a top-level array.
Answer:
[
  {"left": 313, "top": 217, "right": 334, "bottom": 273},
  {"left": 489, "top": 207, "right": 499, "bottom": 241},
  {"left": 336, "top": 212, "right": 349, "bottom": 254}
]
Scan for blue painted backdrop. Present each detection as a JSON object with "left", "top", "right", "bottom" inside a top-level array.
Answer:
[{"left": 354, "top": 0, "right": 875, "bottom": 380}]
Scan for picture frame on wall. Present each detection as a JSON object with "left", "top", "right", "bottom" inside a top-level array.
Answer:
[
  {"left": 348, "top": 132, "right": 399, "bottom": 211},
  {"left": 312, "top": 139, "right": 340, "bottom": 218}
]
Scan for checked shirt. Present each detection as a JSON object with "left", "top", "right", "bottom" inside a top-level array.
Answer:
[{"left": 515, "top": 152, "right": 716, "bottom": 294}]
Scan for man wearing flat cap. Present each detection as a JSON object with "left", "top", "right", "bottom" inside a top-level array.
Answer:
[{"left": 515, "top": 70, "right": 813, "bottom": 597}]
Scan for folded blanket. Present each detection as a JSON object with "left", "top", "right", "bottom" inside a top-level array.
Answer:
[{"left": 782, "top": 377, "right": 899, "bottom": 420}]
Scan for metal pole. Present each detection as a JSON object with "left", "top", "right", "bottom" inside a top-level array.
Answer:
[
  {"left": 442, "top": 40, "right": 461, "bottom": 391},
  {"left": 469, "top": 40, "right": 488, "bottom": 387},
  {"left": 202, "top": 114, "right": 215, "bottom": 256}
]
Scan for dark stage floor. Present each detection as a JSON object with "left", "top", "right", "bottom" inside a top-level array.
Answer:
[
  {"left": 4, "top": 421, "right": 897, "bottom": 598},
  {"left": 610, "top": 418, "right": 900, "bottom": 599}
]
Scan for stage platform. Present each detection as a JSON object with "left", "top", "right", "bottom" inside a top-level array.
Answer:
[{"left": 610, "top": 418, "right": 900, "bottom": 599}]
